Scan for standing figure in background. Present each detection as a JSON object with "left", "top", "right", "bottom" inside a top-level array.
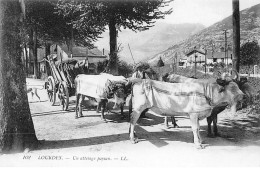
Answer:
[{"left": 130, "top": 66, "right": 150, "bottom": 118}]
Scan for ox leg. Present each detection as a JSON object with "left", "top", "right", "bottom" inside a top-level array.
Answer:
[
  {"left": 120, "top": 104, "right": 125, "bottom": 120},
  {"left": 171, "top": 116, "right": 179, "bottom": 128},
  {"left": 100, "top": 99, "right": 107, "bottom": 122},
  {"left": 129, "top": 110, "right": 142, "bottom": 144},
  {"left": 75, "top": 94, "right": 80, "bottom": 119},
  {"left": 75, "top": 94, "right": 84, "bottom": 119},
  {"left": 213, "top": 115, "right": 220, "bottom": 137},
  {"left": 128, "top": 97, "right": 133, "bottom": 122},
  {"left": 230, "top": 103, "right": 237, "bottom": 115},
  {"left": 164, "top": 116, "right": 169, "bottom": 129},
  {"left": 190, "top": 113, "right": 204, "bottom": 149},
  {"left": 207, "top": 116, "right": 214, "bottom": 137},
  {"left": 79, "top": 95, "right": 85, "bottom": 117},
  {"left": 96, "top": 100, "right": 101, "bottom": 113}
]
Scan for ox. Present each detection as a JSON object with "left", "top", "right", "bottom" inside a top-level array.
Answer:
[
  {"left": 75, "top": 73, "right": 129, "bottom": 121},
  {"left": 165, "top": 71, "right": 255, "bottom": 137},
  {"left": 128, "top": 76, "right": 244, "bottom": 149}
]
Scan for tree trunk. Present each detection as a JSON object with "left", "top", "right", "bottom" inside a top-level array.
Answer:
[
  {"left": 70, "top": 26, "right": 74, "bottom": 58},
  {"left": 45, "top": 42, "right": 51, "bottom": 76},
  {"left": 65, "top": 26, "right": 74, "bottom": 58},
  {"left": 28, "top": 28, "right": 34, "bottom": 75},
  {"left": 66, "top": 38, "right": 73, "bottom": 59},
  {"left": 24, "top": 44, "right": 28, "bottom": 76},
  {"left": 108, "top": 19, "right": 118, "bottom": 75},
  {"left": 0, "top": 0, "right": 38, "bottom": 153},
  {"left": 33, "top": 27, "right": 38, "bottom": 78},
  {"left": 232, "top": 0, "right": 240, "bottom": 72}
]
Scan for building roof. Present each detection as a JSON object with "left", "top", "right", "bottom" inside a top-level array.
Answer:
[
  {"left": 180, "top": 55, "right": 188, "bottom": 60},
  {"left": 59, "top": 44, "right": 105, "bottom": 57},
  {"left": 186, "top": 49, "right": 205, "bottom": 56},
  {"left": 206, "top": 51, "right": 233, "bottom": 59}
]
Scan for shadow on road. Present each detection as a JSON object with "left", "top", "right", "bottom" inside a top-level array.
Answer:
[
  {"left": 37, "top": 133, "right": 130, "bottom": 151},
  {"left": 31, "top": 110, "right": 70, "bottom": 117},
  {"left": 35, "top": 120, "right": 260, "bottom": 151}
]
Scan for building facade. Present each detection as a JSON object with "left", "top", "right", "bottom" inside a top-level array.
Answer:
[
  {"left": 206, "top": 50, "right": 233, "bottom": 65},
  {"left": 185, "top": 49, "right": 206, "bottom": 66}
]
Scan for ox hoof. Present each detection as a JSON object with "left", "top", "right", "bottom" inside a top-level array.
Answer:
[
  {"left": 195, "top": 144, "right": 205, "bottom": 149},
  {"left": 173, "top": 124, "right": 180, "bottom": 128},
  {"left": 164, "top": 125, "right": 170, "bottom": 129},
  {"left": 130, "top": 138, "right": 139, "bottom": 144},
  {"left": 101, "top": 118, "right": 107, "bottom": 123}
]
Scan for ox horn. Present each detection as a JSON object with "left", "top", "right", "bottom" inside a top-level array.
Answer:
[
  {"left": 231, "top": 69, "right": 240, "bottom": 81},
  {"left": 217, "top": 70, "right": 229, "bottom": 81},
  {"left": 216, "top": 70, "right": 223, "bottom": 79}
]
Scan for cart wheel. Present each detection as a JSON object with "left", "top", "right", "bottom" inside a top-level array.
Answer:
[
  {"left": 47, "top": 76, "right": 56, "bottom": 105},
  {"left": 58, "top": 81, "right": 69, "bottom": 111}
]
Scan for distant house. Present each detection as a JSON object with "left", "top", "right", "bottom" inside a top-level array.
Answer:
[
  {"left": 186, "top": 49, "right": 206, "bottom": 66},
  {"left": 206, "top": 50, "right": 233, "bottom": 65},
  {"left": 179, "top": 55, "right": 188, "bottom": 67},
  {"left": 23, "top": 44, "right": 107, "bottom": 79},
  {"left": 50, "top": 44, "right": 108, "bottom": 74},
  {"left": 51, "top": 44, "right": 107, "bottom": 63}
]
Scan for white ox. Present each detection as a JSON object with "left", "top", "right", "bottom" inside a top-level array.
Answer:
[
  {"left": 128, "top": 77, "right": 244, "bottom": 149},
  {"left": 165, "top": 72, "right": 255, "bottom": 137},
  {"left": 75, "top": 73, "right": 128, "bottom": 121}
]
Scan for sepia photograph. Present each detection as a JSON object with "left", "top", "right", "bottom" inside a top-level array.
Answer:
[{"left": 0, "top": 0, "right": 260, "bottom": 168}]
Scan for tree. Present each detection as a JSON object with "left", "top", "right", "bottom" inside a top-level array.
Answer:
[
  {"left": 157, "top": 57, "right": 165, "bottom": 67},
  {"left": 240, "top": 41, "right": 260, "bottom": 71},
  {"left": 135, "top": 62, "right": 150, "bottom": 72},
  {"left": 118, "top": 60, "right": 133, "bottom": 77},
  {"left": 57, "top": 0, "right": 173, "bottom": 75},
  {"left": 24, "top": 0, "right": 105, "bottom": 77},
  {"left": 55, "top": 1, "right": 105, "bottom": 53},
  {"left": 0, "top": 0, "right": 38, "bottom": 153},
  {"left": 97, "top": 59, "right": 108, "bottom": 73}
]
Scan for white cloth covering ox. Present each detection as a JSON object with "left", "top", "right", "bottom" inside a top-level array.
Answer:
[
  {"left": 76, "top": 73, "right": 126, "bottom": 99},
  {"left": 132, "top": 79, "right": 214, "bottom": 119}
]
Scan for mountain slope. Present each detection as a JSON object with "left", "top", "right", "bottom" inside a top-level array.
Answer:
[
  {"left": 95, "top": 22, "right": 205, "bottom": 63},
  {"left": 146, "top": 3, "right": 260, "bottom": 66}
]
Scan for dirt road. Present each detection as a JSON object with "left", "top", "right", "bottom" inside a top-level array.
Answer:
[{"left": 1, "top": 78, "right": 260, "bottom": 167}]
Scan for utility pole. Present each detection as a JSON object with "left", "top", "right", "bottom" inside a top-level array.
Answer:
[
  {"left": 128, "top": 44, "right": 136, "bottom": 65},
  {"left": 232, "top": 0, "right": 240, "bottom": 72},
  {"left": 204, "top": 48, "right": 207, "bottom": 74},
  {"left": 194, "top": 46, "right": 197, "bottom": 78},
  {"left": 223, "top": 29, "right": 228, "bottom": 67}
]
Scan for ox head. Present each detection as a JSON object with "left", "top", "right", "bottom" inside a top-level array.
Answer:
[
  {"left": 105, "top": 80, "right": 129, "bottom": 109},
  {"left": 160, "top": 73, "right": 169, "bottom": 82},
  {"left": 215, "top": 70, "right": 245, "bottom": 113}
]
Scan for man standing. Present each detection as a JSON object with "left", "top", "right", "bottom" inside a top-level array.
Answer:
[{"left": 131, "top": 65, "right": 150, "bottom": 118}]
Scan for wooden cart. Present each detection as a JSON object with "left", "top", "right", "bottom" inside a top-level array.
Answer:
[{"left": 45, "top": 55, "right": 85, "bottom": 110}]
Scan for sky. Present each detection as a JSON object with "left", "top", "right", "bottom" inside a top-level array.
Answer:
[
  {"left": 95, "top": 0, "right": 260, "bottom": 63},
  {"left": 162, "top": 0, "right": 260, "bottom": 27}
]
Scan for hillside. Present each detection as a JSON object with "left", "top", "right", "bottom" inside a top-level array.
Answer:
[
  {"left": 146, "top": 3, "right": 260, "bottom": 66},
  {"left": 95, "top": 22, "right": 205, "bottom": 63}
]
